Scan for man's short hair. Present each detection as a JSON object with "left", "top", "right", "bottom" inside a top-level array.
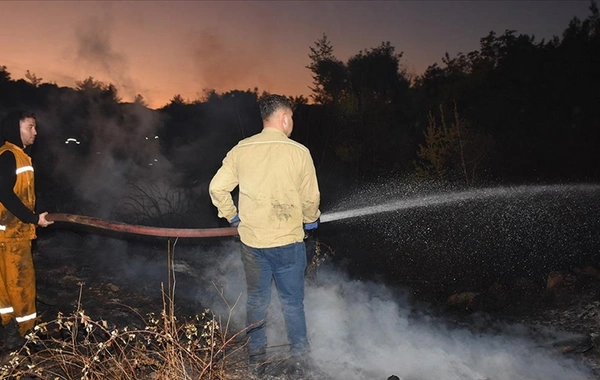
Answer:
[
  {"left": 18, "top": 110, "right": 36, "bottom": 121},
  {"left": 259, "top": 94, "right": 292, "bottom": 121}
]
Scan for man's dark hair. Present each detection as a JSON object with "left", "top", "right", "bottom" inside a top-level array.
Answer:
[
  {"left": 18, "top": 110, "right": 36, "bottom": 121},
  {"left": 259, "top": 94, "right": 292, "bottom": 121},
  {"left": 1, "top": 110, "right": 36, "bottom": 146}
]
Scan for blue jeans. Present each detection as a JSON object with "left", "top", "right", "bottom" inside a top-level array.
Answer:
[{"left": 241, "top": 241, "right": 308, "bottom": 356}]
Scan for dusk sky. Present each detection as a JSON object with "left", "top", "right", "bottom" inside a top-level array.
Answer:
[{"left": 0, "top": 1, "right": 592, "bottom": 109}]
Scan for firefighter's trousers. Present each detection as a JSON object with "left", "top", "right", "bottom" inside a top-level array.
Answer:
[{"left": 0, "top": 240, "right": 37, "bottom": 336}]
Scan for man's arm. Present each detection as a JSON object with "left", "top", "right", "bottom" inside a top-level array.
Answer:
[
  {"left": 209, "top": 152, "right": 239, "bottom": 222},
  {"left": 299, "top": 153, "right": 321, "bottom": 224},
  {"left": 0, "top": 152, "right": 38, "bottom": 224}
]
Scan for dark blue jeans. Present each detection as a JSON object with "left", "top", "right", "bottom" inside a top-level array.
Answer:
[{"left": 241, "top": 241, "right": 308, "bottom": 356}]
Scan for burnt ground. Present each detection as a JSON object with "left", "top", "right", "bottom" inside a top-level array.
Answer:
[{"left": 3, "top": 227, "right": 596, "bottom": 380}]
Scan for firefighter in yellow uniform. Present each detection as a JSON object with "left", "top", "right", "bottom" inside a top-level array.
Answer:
[{"left": 0, "top": 111, "right": 52, "bottom": 350}]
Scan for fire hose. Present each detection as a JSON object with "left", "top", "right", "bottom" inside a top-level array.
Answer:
[{"left": 46, "top": 213, "right": 238, "bottom": 238}]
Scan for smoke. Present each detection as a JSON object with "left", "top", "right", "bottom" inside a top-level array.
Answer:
[
  {"left": 190, "top": 27, "right": 274, "bottom": 93},
  {"left": 305, "top": 271, "right": 589, "bottom": 379},
  {"left": 35, "top": 98, "right": 181, "bottom": 221},
  {"left": 191, "top": 246, "right": 591, "bottom": 380},
  {"left": 74, "top": 12, "right": 138, "bottom": 101}
]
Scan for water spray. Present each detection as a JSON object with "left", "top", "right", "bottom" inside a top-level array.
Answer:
[
  {"left": 319, "top": 184, "right": 600, "bottom": 223},
  {"left": 47, "top": 184, "right": 600, "bottom": 238}
]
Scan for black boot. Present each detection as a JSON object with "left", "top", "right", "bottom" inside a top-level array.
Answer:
[
  {"left": 0, "top": 323, "right": 6, "bottom": 351},
  {"left": 249, "top": 348, "right": 269, "bottom": 376},
  {"left": 3, "top": 320, "right": 26, "bottom": 351}
]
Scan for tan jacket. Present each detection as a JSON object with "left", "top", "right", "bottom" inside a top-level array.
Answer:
[
  {"left": 0, "top": 142, "right": 36, "bottom": 241},
  {"left": 209, "top": 127, "right": 321, "bottom": 248}
]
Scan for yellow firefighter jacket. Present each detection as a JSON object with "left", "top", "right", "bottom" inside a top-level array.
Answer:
[
  {"left": 209, "top": 127, "right": 321, "bottom": 249},
  {"left": 0, "top": 142, "right": 36, "bottom": 241}
]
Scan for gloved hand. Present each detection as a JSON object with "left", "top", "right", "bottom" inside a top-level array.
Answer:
[
  {"left": 304, "top": 220, "right": 318, "bottom": 231},
  {"left": 229, "top": 215, "right": 240, "bottom": 227},
  {"left": 303, "top": 218, "right": 319, "bottom": 240}
]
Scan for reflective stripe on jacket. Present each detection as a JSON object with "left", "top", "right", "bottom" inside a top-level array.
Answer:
[
  {"left": 209, "top": 127, "right": 321, "bottom": 248},
  {"left": 0, "top": 142, "right": 36, "bottom": 241}
]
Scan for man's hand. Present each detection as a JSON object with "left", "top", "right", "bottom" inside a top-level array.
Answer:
[
  {"left": 37, "top": 212, "right": 54, "bottom": 227},
  {"left": 229, "top": 215, "right": 240, "bottom": 227},
  {"left": 303, "top": 219, "right": 319, "bottom": 240},
  {"left": 304, "top": 219, "right": 319, "bottom": 231}
]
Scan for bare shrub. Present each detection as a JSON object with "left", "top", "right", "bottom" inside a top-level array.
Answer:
[{"left": 1, "top": 242, "right": 247, "bottom": 380}]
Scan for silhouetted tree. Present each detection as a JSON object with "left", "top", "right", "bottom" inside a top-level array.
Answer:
[
  {"left": 288, "top": 95, "right": 308, "bottom": 108},
  {"left": 0, "top": 65, "right": 11, "bottom": 83},
  {"left": 25, "top": 70, "right": 43, "bottom": 87},
  {"left": 168, "top": 94, "right": 187, "bottom": 106},
  {"left": 133, "top": 94, "right": 147, "bottom": 106},
  {"left": 307, "top": 34, "right": 348, "bottom": 104},
  {"left": 75, "top": 77, "right": 121, "bottom": 104},
  {"left": 200, "top": 89, "right": 220, "bottom": 103},
  {"left": 347, "top": 41, "right": 409, "bottom": 104}
]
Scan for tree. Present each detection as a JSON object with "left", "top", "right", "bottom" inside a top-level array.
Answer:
[
  {"left": 331, "top": 42, "right": 412, "bottom": 176},
  {"left": 306, "top": 34, "right": 348, "bottom": 104},
  {"left": 25, "top": 70, "right": 43, "bottom": 87},
  {"left": 414, "top": 103, "right": 494, "bottom": 185},
  {"left": 200, "top": 89, "right": 220, "bottom": 103},
  {"left": 133, "top": 94, "right": 147, "bottom": 107},
  {"left": 347, "top": 41, "right": 409, "bottom": 104},
  {"left": 288, "top": 95, "right": 308, "bottom": 108},
  {"left": 75, "top": 76, "right": 121, "bottom": 103},
  {"left": 0, "top": 65, "right": 11, "bottom": 83},
  {"left": 168, "top": 94, "right": 187, "bottom": 106}
]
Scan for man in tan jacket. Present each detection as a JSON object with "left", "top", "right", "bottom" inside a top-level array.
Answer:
[{"left": 209, "top": 94, "right": 320, "bottom": 375}]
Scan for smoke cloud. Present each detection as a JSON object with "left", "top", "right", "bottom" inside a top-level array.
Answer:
[
  {"left": 74, "top": 12, "right": 138, "bottom": 101},
  {"left": 36, "top": 102, "right": 176, "bottom": 220},
  {"left": 190, "top": 27, "right": 274, "bottom": 94},
  {"left": 192, "top": 246, "right": 591, "bottom": 380}
]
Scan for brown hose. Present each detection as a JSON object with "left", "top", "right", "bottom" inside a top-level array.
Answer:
[{"left": 46, "top": 213, "right": 238, "bottom": 238}]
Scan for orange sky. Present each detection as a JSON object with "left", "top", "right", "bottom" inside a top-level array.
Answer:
[{"left": 0, "top": 1, "right": 591, "bottom": 109}]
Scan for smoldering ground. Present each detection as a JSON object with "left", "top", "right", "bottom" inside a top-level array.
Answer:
[
  {"left": 73, "top": 233, "right": 592, "bottom": 379},
  {"left": 183, "top": 243, "right": 592, "bottom": 380}
]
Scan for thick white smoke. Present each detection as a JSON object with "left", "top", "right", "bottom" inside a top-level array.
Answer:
[
  {"left": 192, "top": 245, "right": 591, "bottom": 380},
  {"left": 305, "top": 270, "right": 589, "bottom": 380}
]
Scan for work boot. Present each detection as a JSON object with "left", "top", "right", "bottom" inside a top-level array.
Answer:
[
  {"left": 0, "top": 323, "right": 5, "bottom": 351},
  {"left": 268, "top": 354, "right": 314, "bottom": 378},
  {"left": 2, "top": 321, "right": 26, "bottom": 351},
  {"left": 282, "top": 354, "right": 312, "bottom": 377},
  {"left": 248, "top": 348, "right": 268, "bottom": 376}
]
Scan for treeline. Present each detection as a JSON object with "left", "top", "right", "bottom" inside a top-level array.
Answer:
[
  {"left": 300, "top": 2, "right": 600, "bottom": 184},
  {"left": 0, "top": 2, "right": 599, "bottom": 214}
]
